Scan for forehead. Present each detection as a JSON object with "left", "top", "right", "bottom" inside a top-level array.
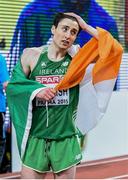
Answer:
[{"left": 58, "top": 18, "right": 79, "bottom": 31}]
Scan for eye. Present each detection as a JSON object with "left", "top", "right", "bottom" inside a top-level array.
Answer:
[
  {"left": 71, "top": 30, "right": 77, "bottom": 36},
  {"left": 62, "top": 26, "right": 68, "bottom": 32},
  {"left": 61, "top": 26, "right": 69, "bottom": 32}
]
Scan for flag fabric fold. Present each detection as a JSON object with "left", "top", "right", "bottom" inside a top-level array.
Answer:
[
  {"left": 6, "top": 27, "right": 123, "bottom": 157},
  {"left": 55, "top": 27, "right": 123, "bottom": 134},
  {"left": 6, "top": 62, "right": 46, "bottom": 156},
  {"left": 55, "top": 27, "right": 123, "bottom": 90}
]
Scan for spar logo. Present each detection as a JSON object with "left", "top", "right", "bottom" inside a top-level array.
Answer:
[{"left": 36, "top": 75, "right": 63, "bottom": 84}]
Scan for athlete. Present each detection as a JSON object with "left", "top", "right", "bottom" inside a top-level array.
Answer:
[
  {"left": 5, "top": 12, "right": 100, "bottom": 179},
  {"left": 17, "top": 12, "right": 99, "bottom": 179}
]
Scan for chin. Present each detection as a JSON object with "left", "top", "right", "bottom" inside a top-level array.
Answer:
[
  {"left": 61, "top": 45, "right": 71, "bottom": 50},
  {"left": 60, "top": 45, "right": 69, "bottom": 50}
]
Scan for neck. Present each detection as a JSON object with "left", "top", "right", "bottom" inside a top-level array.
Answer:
[{"left": 48, "top": 43, "right": 67, "bottom": 62}]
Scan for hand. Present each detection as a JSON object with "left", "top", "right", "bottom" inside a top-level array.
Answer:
[
  {"left": 64, "top": 12, "right": 99, "bottom": 39},
  {"left": 36, "top": 88, "right": 56, "bottom": 101},
  {"left": 64, "top": 12, "right": 88, "bottom": 30}
]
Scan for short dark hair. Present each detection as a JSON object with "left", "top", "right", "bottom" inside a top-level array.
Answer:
[{"left": 53, "top": 12, "right": 82, "bottom": 34}]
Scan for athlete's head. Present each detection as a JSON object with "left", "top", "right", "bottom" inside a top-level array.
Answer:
[
  {"left": 51, "top": 12, "right": 81, "bottom": 49},
  {"left": 53, "top": 12, "right": 81, "bottom": 34}
]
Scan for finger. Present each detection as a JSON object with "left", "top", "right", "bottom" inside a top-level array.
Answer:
[
  {"left": 64, "top": 12, "right": 75, "bottom": 15},
  {"left": 51, "top": 88, "right": 56, "bottom": 94},
  {"left": 47, "top": 89, "right": 56, "bottom": 97},
  {"left": 64, "top": 12, "right": 79, "bottom": 18},
  {"left": 45, "top": 93, "right": 54, "bottom": 100},
  {"left": 36, "top": 90, "right": 52, "bottom": 100},
  {"left": 43, "top": 89, "right": 55, "bottom": 100},
  {"left": 44, "top": 96, "right": 51, "bottom": 101}
]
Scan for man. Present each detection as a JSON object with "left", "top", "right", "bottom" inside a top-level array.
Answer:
[
  {"left": 8, "top": 0, "right": 119, "bottom": 75},
  {"left": 0, "top": 54, "right": 9, "bottom": 172},
  {"left": 7, "top": 13, "right": 98, "bottom": 179},
  {"left": 6, "top": 12, "right": 123, "bottom": 179}
]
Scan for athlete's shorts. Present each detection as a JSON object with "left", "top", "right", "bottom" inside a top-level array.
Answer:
[{"left": 22, "top": 135, "right": 82, "bottom": 173}]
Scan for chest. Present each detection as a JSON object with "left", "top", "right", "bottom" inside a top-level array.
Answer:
[{"left": 30, "top": 52, "right": 71, "bottom": 87}]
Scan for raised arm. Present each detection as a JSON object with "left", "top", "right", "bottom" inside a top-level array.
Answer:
[{"left": 64, "top": 12, "right": 99, "bottom": 40}]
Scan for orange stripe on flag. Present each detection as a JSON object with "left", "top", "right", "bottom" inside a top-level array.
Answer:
[{"left": 55, "top": 28, "right": 123, "bottom": 91}]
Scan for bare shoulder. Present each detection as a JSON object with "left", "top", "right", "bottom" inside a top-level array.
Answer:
[
  {"left": 21, "top": 45, "right": 48, "bottom": 75},
  {"left": 22, "top": 46, "right": 42, "bottom": 59},
  {"left": 23, "top": 45, "right": 48, "bottom": 57}
]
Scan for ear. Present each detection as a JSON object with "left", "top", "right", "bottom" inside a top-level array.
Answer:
[{"left": 51, "top": 25, "right": 56, "bottom": 35}]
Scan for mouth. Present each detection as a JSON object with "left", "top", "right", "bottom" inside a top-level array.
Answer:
[{"left": 61, "top": 40, "right": 70, "bottom": 46}]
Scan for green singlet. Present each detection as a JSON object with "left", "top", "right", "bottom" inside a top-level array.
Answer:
[
  {"left": 29, "top": 50, "right": 79, "bottom": 140},
  {"left": 22, "top": 49, "right": 82, "bottom": 173}
]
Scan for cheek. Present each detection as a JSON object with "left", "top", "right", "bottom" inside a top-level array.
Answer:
[
  {"left": 54, "top": 31, "right": 63, "bottom": 39},
  {"left": 71, "top": 36, "right": 77, "bottom": 43},
  {"left": 53, "top": 33, "right": 61, "bottom": 43}
]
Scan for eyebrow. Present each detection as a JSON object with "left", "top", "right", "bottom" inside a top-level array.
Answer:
[{"left": 60, "top": 24, "right": 79, "bottom": 32}]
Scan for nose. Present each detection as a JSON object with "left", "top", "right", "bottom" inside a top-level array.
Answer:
[{"left": 65, "top": 31, "right": 71, "bottom": 39}]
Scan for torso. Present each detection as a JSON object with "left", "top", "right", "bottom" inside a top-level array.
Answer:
[{"left": 29, "top": 50, "right": 79, "bottom": 139}]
